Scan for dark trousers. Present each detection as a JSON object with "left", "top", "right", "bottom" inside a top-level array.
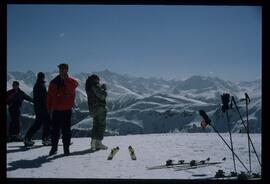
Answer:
[
  {"left": 25, "top": 111, "right": 51, "bottom": 141},
  {"left": 51, "top": 110, "right": 72, "bottom": 149},
  {"left": 8, "top": 106, "right": 21, "bottom": 136}
]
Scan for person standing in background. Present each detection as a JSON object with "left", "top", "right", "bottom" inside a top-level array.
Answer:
[
  {"left": 24, "top": 72, "right": 52, "bottom": 147},
  {"left": 7, "top": 81, "right": 34, "bottom": 142}
]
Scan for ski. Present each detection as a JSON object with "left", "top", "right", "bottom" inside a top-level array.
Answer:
[
  {"left": 128, "top": 146, "right": 137, "bottom": 160},
  {"left": 146, "top": 158, "right": 210, "bottom": 170},
  {"left": 204, "top": 170, "right": 261, "bottom": 180},
  {"left": 173, "top": 160, "right": 223, "bottom": 171},
  {"left": 107, "top": 146, "right": 119, "bottom": 160}
]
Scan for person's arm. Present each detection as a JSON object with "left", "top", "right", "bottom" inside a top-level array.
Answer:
[
  {"left": 46, "top": 83, "right": 55, "bottom": 111},
  {"left": 21, "top": 90, "right": 34, "bottom": 103},
  {"left": 91, "top": 84, "right": 107, "bottom": 101}
]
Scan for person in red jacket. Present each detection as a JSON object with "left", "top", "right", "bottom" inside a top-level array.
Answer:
[{"left": 47, "top": 63, "right": 78, "bottom": 156}]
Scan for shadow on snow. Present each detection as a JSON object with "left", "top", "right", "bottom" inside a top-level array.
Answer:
[{"left": 7, "top": 148, "right": 96, "bottom": 172}]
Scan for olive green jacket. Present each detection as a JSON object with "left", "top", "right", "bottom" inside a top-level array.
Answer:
[{"left": 86, "top": 84, "right": 107, "bottom": 113}]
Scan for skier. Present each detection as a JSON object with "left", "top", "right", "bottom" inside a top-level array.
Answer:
[
  {"left": 85, "top": 74, "right": 108, "bottom": 151},
  {"left": 6, "top": 81, "right": 34, "bottom": 142},
  {"left": 47, "top": 63, "right": 78, "bottom": 156},
  {"left": 24, "top": 72, "right": 52, "bottom": 146}
]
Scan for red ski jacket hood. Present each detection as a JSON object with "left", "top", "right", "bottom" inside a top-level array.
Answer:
[{"left": 47, "top": 75, "right": 78, "bottom": 111}]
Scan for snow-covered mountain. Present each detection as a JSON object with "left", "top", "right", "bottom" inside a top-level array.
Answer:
[
  {"left": 7, "top": 133, "right": 261, "bottom": 179},
  {"left": 6, "top": 70, "right": 261, "bottom": 137}
]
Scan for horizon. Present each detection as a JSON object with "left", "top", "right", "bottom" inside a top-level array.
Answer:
[
  {"left": 8, "top": 5, "right": 261, "bottom": 82},
  {"left": 7, "top": 69, "right": 261, "bottom": 83}
]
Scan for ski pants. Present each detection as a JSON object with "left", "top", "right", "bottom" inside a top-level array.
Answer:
[
  {"left": 25, "top": 111, "right": 51, "bottom": 141},
  {"left": 51, "top": 110, "right": 72, "bottom": 149},
  {"left": 91, "top": 106, "right": 107, "bottom": 140},
  {"left": 8, "top": 106, "right": 21, "bottom": 136}
]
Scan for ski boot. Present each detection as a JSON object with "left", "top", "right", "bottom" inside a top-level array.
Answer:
[
  {"left": 96, "top": 140, "right": 108, "bottom": 150},
  {"left": 90, "top": 139, "right": 97, "bottom": 151},
  {"left": 24, "top": 138, "right": 35, "bottom": 147},
  {"left": 42, "top": 139, "right": 52, "bottom": 146},
  {"left": 49, "top": 146, "right": 58, "bottom": 156}
]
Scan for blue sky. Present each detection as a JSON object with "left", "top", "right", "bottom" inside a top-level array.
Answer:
[{"left": 7, "top": 5, "right": 261, "bottom": 81}]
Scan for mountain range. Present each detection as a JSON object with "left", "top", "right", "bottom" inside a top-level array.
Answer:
[{"left": 6, "top": 70, "right": 261, "bottom": 138}]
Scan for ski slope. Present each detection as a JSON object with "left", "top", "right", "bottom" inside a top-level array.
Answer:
[{"left": 6, "top": 133, "right": 261, "bottom": 179}]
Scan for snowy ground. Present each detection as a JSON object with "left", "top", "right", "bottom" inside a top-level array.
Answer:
[{"left": 7, "top": 133, "right": 261, "bottom": 179}]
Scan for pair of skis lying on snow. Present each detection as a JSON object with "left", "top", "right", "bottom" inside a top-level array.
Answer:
[
  {"left": 146, "top": 158, "right": 261, "bottom": 180},
  {"left": 146, "top": 157, "right": 224, "bottom": 171},
  {"left": 203, "top": 169, "right": 261, "bottom": 180},
  {"left": 194, "top": 170, "right": 261, "bottom": 180},
  {"left": 107, "top": 146, "right": 136, "bottom": 160}
]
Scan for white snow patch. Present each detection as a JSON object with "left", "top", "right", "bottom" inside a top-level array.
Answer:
[{"left": 7, "top": 133, "right": 261, "bottom": 179}]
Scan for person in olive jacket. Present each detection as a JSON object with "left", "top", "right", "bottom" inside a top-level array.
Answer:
[
  {"left": 85, "top": 74, "right": 108, "bottom": 151},
  {"left": 7, "top": 81, "right": 33, "bottom": 142},
  {"left": 24, "top": 72, "right": 52, "bottom": 147}
]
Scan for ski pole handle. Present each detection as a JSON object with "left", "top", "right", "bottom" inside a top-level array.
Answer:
[{"left": 245, "top": 93, "right": 251, "bottom": 103}]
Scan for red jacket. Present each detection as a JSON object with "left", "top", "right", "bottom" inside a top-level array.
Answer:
[{"left": 47, "top": 75, "right": 78, "bottom": 111}]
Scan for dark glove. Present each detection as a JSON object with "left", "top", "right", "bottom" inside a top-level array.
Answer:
[{"left": 101, "top": 84, "right": 107, "bottom": 90}]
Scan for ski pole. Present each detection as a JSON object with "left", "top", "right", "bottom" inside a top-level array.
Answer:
[
  {"left": 225, "top": 109, "right": 237, "bottom": 173},
  {"left": 199, "top": 110, "right": 249, "bottom": 172},
  {"left": 221, "top": 93, "right": 236, "bottom": 172},
  {"left": 245, "top": 93, "right": 252, "bottom": 173},
  {"left": 231, "top": 96, "right": 261, "bottom": 167}
]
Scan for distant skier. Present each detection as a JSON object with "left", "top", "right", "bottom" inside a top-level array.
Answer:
[
  {"left": 85, "top": 74, "right": 108, "bottom": 151},
  {"left": 24, "top": 72, "right": 52, "bottom": 147},
  {"left": 6, "top": 81, "right": 34, "bottom": 142},
  {"left": 47, "top": 63, "right": 78, "bottom": 156}
]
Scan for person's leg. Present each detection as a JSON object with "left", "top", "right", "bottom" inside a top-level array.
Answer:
[
  {"left": 91, "top": 115, "right": 99, "bottom": 140},
  {"left": 25, "top": 113, "right": 43, "bottom": 140},
  {"left": 49, "top": 111, "right": 61, "bottom": 155},
  {"left": 8, "top": 107, "right": 22, "bottom": 141},
  {"left": 8, "top": 107, "right": 21, "bottom": 136},
  {"left": 61, "top": 110, "right": 72, "bottom": 155},
  {"left": 42, "top": 112, "right": 51, "bottom": 141},
  {"left": 95, "top": 108, "right": 107, "bottom": 141},
  {"left": 90, "top": 114, "right": 99, "bottom": 150},
  {"left": 95, "top": 108, "right": 108, "bottom": 150}
]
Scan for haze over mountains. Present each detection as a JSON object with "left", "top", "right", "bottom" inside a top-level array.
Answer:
[{"left": 7, "top": 70, "right": 261, "bottom": 137}]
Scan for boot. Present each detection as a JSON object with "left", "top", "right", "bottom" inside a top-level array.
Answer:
[
  {"left": 24, "top": 138, "right": 35, "bottom": 147},
  {"left": 64, "top": 145, "right": 70, "bottom": 156},
  {"left": 49, "top": 146, "right": 57, "bottom": 156},
  {"left": 96, "top": 140, "right": 108, "bottom": 150},
  {"left": 90, "top": 139, "right": 96, "bottom": 151},
  {"left": 42, "top": 139, "right": 52, "bottom": 146}
]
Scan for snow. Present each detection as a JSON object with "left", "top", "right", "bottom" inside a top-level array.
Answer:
[{"left": 7, "top": 133, "right": 261, "bottom": 179}]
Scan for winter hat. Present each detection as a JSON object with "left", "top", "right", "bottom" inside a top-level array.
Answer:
[
  {"left": 58, "top": 63, "right": 69, "bottom": 69},
  {"left": 90, "top": 74, "right": 100, "bottom": 81},
  {"left": 37, "top": 72, "right": 45, "bottom": 79},
  {"left": 12, "top": 81, "right": 19, "bottom": 86}
]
